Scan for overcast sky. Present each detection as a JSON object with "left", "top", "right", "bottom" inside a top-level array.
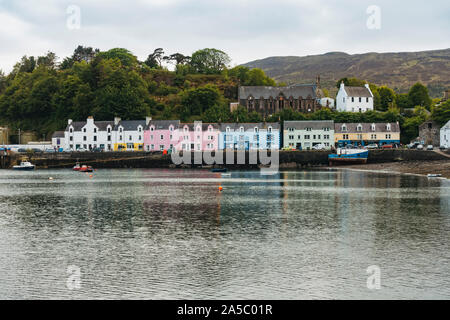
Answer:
[{"left": 0, "top": 0, "right": 449, "bottom": 73}]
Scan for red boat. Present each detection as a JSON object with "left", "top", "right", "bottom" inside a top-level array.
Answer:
[
  {"left": 79, "top": 165, "right": 94, "bottom": 172},
  {"left": 73, "top": 162, "right": 81, "bottom": 171}
]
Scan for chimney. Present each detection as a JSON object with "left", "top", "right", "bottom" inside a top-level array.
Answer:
[
  {"left": 146, "top": 116, "right": 152, "bottom": 126},
  {"left": 340, "top": 81, "right": 345, "bottom": 90},
  {"left": 68, "top": 119, "right": 73, "bottom": 125},
  {"left": 365, "top": 83, "right": 370, "bottom": 89},
  {"left": 114, "top": 117, "right": 121, "bottom": 126},
  {"left": 87, "top": 116, "right": 94, "bottom": 124}
]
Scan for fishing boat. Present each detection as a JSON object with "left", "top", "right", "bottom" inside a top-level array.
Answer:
[
  {"left": 427, "top": 174, "right": 442, "bottom": 178},
  {"left": 328, "top": 148, "right": 369, "bottom": 166},
  {"left": 79, "top": 165, "right": 94, "bottom": 172},
  {"left": 211, "top": 168, "right": 227, "bottom": 173},
  {"left": 12, "top": 161, "right": 35, "bottom": 171}
]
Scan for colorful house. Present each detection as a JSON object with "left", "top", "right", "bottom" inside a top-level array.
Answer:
[
  {"left": 113, "top": 117, "right": 150, "bottom": 151},
  {"left": 334, "top": 122, "right": 401, "bottom": 147},
  {"left": 144, "top": 120, "right": 180, "bottom": 152},
  {"left": 283, "top": 120, "right": 334, "bottom": 150},
  {"left": 336, "top": 82, "right": 374, "bottom": 113},
  {"left": 175, "top": 122, "right": 220, "bottom": 151},
  {"left": 51, "top": 131, "right": 65, "bottom": 151},
  {"left": 219, "top": 123, "right": 280, "bottom": 150}
]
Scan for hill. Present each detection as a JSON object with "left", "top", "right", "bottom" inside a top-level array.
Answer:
[{"left": 242, "top": 49, "right": 450, "bottom": 98}]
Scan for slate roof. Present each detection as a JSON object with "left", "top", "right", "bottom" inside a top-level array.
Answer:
[
  {"left": 52, "top": 131, "right": 65, "bottom": 138},
  {"left": 65, "top": 121, "right": 114, "bottom": 132},
  {"left": 441, "top": 120, "right": 450, "bottom": 130},
  {"left": 343, "top": 86, "right": 372, "bottom": 98},
  {"left": 115, "top": 120, "right": 146, "bottom": 131},
  {"left": 146, "top": 120, "right": 180, "bottom": 130},
  {"left": 284, "top": 120, "right": 334, "bottom": 130},
  {"left": 239, "top": 85, "right": 318, "bottom": 100},
  {"left": 219, "top": 122, "right": 280, "bottom": 131},
  {"left": 179, "top": 123, "right": 220, "bottom": 131},
  {"left": 334, "top": 123, "right": 400, "bottom": 133}
]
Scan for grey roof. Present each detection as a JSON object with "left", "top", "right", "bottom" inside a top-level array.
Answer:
[
  {"left": 441, "top": 120, "right": 450, "bottom": 129},
  {"left": 52, "top": 131, "right": 65, "bottom": 138},
  {"left": 343, "top": 86, "right": 372, "bottom": 98},
  {"left": 335, "top": 122, "right": 400, "bottom": 133},
  {"left": 284, "top": 120, "right": 334, "bottom": 130},
  {"left": 239, "top": 85, "right": 317, "bottom": 100},
  {"left": 115, "top": 120, "right": 146, "bottom": 131},
  {"left": 65, "top": 120, "right": 114, "bottom": 132},
  {"left": 146, "top": 120, "right": 180, "bottom": 130},
  {"left": 220, "top": 122, "right": 280, "bottom": 131},
  {"left": 179, "top": 123, "right": 220, "bottom": 131}
]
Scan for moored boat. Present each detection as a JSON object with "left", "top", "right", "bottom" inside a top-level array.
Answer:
[
  {"left": 13, "top": 161, "right": 35, "bottom": 171},
  {"left": 328, "top": 148, "right": 369, "bottom": 166},
  {"left": 79, "top": 165, "right": 94, "bottom": 172},
  {"left": 73, "top": 162, "right": 81, "bottom": 171},
  {"left": 211, "top": 168, "right": 227, "bottom": 173}
]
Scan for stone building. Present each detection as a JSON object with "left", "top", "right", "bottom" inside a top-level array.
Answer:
[
  {"left": 238, "top": 83, "right": 323, "bottom": 117},
  {"left": 417, "top": 121, "right": 441, "bottom": 146}
]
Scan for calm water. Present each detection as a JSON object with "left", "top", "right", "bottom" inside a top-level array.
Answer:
[{"left": 0, "top": 168, "right": 449, "bottom": 300}]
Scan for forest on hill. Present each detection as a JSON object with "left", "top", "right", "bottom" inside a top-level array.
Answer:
[{"left": 0, "top": 46, "right": 449, "bottom": 144}]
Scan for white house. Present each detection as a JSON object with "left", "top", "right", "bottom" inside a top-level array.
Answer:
[
  {"left": 51, "top": 131, "right": 65, "bottom": 150},
  {"left": 113, "top": 117, "right": 150, "bottom": 151},
  {"left": 440, "top": 120, "right": 450, "bottom": 149},
  {"left": 65, "top": 116, "right": 115, "bottom": 151},
  {"left": 336, "top": 82, "right": 374, "bottom": 112}
]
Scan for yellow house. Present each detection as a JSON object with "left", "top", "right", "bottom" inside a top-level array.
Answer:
[
  {"left": 113, "top": 143, "right": 144, "bottom": 151},
  {"left": 113, "top": 119, "right": 147, "bottom": 151},
  {"left": 334, "top": 122, "right": 401, "bottom": 147}
]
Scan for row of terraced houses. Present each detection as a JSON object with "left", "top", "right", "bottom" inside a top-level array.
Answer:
[{"left": 52, "top": 116, "right": 400, "bottom": 152}]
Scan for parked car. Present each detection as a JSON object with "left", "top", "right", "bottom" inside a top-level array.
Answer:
[
  {"left": 382, "top": 144, "right": 393, "bottom": 149},
  {"left": 92, "top": 147, "right": 104, "bottom": 152},
  {"left": 366, "top": 143, "right": 378, "bottom": 149},
  {"left": 312, "top": 144, "right": 326, "bottom": 150},
  {"left": 45, "top": 148, "right": 56, "bottom": 153},
  {"left": 76, "top": 147, "right": 87, "bottom": 152},
  {"left": 426, "top": 145, "right": 434, "bottom": 150},
  {"left": 17, "top": 148, "right": 27, "bottom": 153},
  {"left": 417, "top": 144, "right": 424, "bottom": 150},
  {"left": 439, "top": 146, "right": 447, "bottom": 151}
]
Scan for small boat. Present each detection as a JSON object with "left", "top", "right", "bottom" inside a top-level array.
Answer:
[
  {"left": 211, "top": 168, "right": 227, "bottom": 173},
  {"left": 73, "top": 162, "right": 81, "bottom": 171},
  {"left": 328, "top": 148, "right": 369, "bottom": 166},
  {"left": 221, "top": 173, "right": 232, "bottom": 177},
  {"left": 79, "top": 165, "right": 94, "bottom": 172},
  {"left": 427, "top": 174, "right": 442, "bottom": 178},
  {"left": 13, "top": 161, "right": 35, "bottom": 171}
]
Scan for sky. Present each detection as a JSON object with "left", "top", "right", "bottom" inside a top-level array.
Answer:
[{"left": 0, "top": 0, "right": 449, "bottom": 73}]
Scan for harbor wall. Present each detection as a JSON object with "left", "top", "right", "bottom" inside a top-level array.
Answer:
[{"left": 3, "top": 149, "right": 449, "bottom": 169}]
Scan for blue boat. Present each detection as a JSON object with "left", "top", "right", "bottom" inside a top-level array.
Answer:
[
  {"left": 211, "top": 168, "right": 227, "bottom": 173},
  {"left": 328, "top": 148, "right": 368, "bottom": 165}
]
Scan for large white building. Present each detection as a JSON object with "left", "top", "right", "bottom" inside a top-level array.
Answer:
[
  {"left": 440, "top": 120, "right": 450, "bottom": 149},
  {"left": 336, "top": 82, "right": 374, "bottom": 112}
]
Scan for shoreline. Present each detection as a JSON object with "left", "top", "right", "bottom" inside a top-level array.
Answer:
[{"left": 332, "top": 160, "right": 450, "bottom": 179}]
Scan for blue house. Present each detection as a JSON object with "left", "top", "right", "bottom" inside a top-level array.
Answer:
[{"left": 218, "top": 123, "right": 280, "bottom": 150}]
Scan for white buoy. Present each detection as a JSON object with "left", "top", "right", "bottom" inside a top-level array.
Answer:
[{"left": 48, "top": 177, "right": 54, "bottom": 180}]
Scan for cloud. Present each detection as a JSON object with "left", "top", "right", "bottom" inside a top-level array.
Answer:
[{"left": 0, "top": 0, "right": 449, "bottom": 73}]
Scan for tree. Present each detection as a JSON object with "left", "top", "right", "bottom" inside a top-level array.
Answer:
[
  {"left": 145, "top": 48, "right": 165, "bottom": 69},
  {"left": 37, "top": 51, "right": 58, "bottom": 69},
  {"left": 395, "top": 93, "right": 410, "bottom": 110},
  {"left": 72, "top": 45, "right": 99, "bottom": 63},
  {"left": 377, "top": 86, "right": 396, "bottom": 111},
  {"left": 431, "top": 100, "right": 450, "bottom": 126},
  {"left": 202, "top": 105, "right": 231, "bottom": 123},
  {"left": 97, "top": 48, "right": 138, "bottom": 68},
  {"left": 336, "top": 77, "right": 366, "bottom": 88},
  {"left": 408, "top": 82, "right": 432, "bottom": 110},
  {"left": 189, "top": 48, "right": 230, "bottom": 74},
  {"left": 180, "top": 84, "right": 224, "bottom": 119},
  {"left": 163, "top": 53, "right": 190, "bottom": 66}
]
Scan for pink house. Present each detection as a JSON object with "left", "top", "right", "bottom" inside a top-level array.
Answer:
[
  {"left": 176, "top": 122, "right": 219, "bottom": 151},
  {"left": 144, "top": 120, "right": 180, "bottom": 151}
]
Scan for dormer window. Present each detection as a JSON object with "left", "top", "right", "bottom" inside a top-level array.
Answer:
[
  {"left": 150, "top": 126, "right": 154, "bottom": 131},
  {"left": 69, "top": 127, "right": 73, "bottom": 133},
  {"left": 342, "top": 124, "right": 347, "bottom": 132},
  {"left": 107, "top": 127, "right": 111, "bottom": 133},
  {"left": 208, "top": 127, "right": 212, "bottom": 132},
  {"left": 254, "top": 127, "right": 259, "bottom": 133},
  {"left": 240, "top": 127, "right": 244, "bottom": 132},
  {"left": 196, "top": 126, "right": 201, "bottom": 132},
  {"left": 357, "top": 124, "right": 362, "bottom": 132},
  {"left": 119, "top": 127, "right": 123, "bottom": 133},
  {"left": 268, "top": 127, "right": 272, "bottom": 133},
  {"left": 371, "top": 124, "right": 376, "bottom": 132},
  {"left": 386, "top": 123, "right": 391, "bottom": 131},
  {"left": 93, "top": 128, "right": 97, "bottom": 133},
  {"left": 138, "top": 126, "right": 142, "bottom": 132},
  {"left": 169, "top": 126, "right": 174, "bottom": 132},
  {"left": 83, "top": 128, "right": 86, "bottom": 133},
  {"left": 226, "top": 127, "right": 230, "bottom": 133}
]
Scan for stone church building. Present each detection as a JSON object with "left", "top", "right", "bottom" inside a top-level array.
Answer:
[{"left": 238, "top": 82, "right": 324, "bottom": 117}]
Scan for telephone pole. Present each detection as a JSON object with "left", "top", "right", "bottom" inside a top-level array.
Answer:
[{"left": 18, "top": 128, "right": 21, "bottom": 145}]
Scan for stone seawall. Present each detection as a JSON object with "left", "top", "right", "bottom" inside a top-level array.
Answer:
[{"left": 4, "top": 150, "right": 449, "bottom": 169}]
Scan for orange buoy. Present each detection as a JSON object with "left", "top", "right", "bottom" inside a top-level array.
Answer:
[
  {"left": 89, "top": 174, "right": 93, "bottom": 178},
  {"left": 219, "top": 186, "right": 223, "bottom": 191}
]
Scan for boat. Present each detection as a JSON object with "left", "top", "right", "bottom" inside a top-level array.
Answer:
[
  {"left": 427, "top": 174, "right": 442, "bottom": 178},
  {"left": 79, "top": 165, "right": 94, "bottom": 172},
  {"left": 12, "top": 161, "right": 35, "bottom": 171},
  {"left": 73, "top": 162, "right": 81, "bottom": 171},
  {"left": 211, "top": 168, "right": 227, "bottom": 173},
  {"left": 328, "top": 148, "right": 369, "bottom": 166}
]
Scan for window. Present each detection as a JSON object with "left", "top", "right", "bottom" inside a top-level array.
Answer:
[
  {"left": 150, "top": 127, "right": 154, "bottom": 132},
  {"left": 255, "top": 127, "right": 259, "bottom": 133},
  {"left": 138, "top": 135, "right": 142, "bottom": 141},
  {"left": 357, "top": 124, "right": 362, "bottom": 132},
  {"left": 107, "top": 127, "right": 111, "bottom": 133},
  {"left": 305, "top": 135, "right": 310, "bottom": 139},
  {"left": 83, "top": 128, "right": 86, "bottom": 133},
  {"left": 94, "top": 128, "right": 97, "bottom": 133},
  {"left": 343, "top": 97, "right": 345, "bottom": 103},
  {"left": 313, "top": 135, "right": 316, "bottom": 139},
  {"left": 169, "top": 126, "right": 174, "bottom": 132},
  {"left": 342, "top": 125, "right": 347, "bottom": 132},
  {"left": 197, "top": 126, "right": 201, "bottom": 132},
  {"left": 318, "top": 135, "right": 321, "bottom": 139},
  {"left": 268, "top": 127, "right": 272, "bottom": 133},
  {"left": 208, "top": 127, "right": 212, "bottom": 132},
  {"left": 226, "top": 127, "right": 230, "bottom": 133},
  {"left": 386, "top": 134, "right": 391, "bottom": 139},
  {"left": 351, "top": 97, "right": 354, "bottom": 102},
  {"left": 288, "top": 127, "right": 294, "bottom": 132},
  {"left": 371, "top": 124, "right": 376, "bottom": 131},
  {"left": 343, "top": 134, "right": 349, "bottom": 139},
  {"left": 240, "top": 127, "right": 244, "bottom": 132},
  {"left": 138, "top": 127, "right": 142, "bottom": 132},
  {"left": 160, "top": 135, "right": 164, "bottom": 140},
  {"left": 83, "top": 136, "right": 87, "bottom": 141},
  {"left": 150, "top": 135, "right": 154, "bottom": 140},
  {"left": 359, "top": 97, "right": 362, "bottom": 103},
  {"left": 197, "top": 144, "right": 201, "bottom": 151},
  {"left": 357, "top": 134, "right": 363, "bottom": 140},
  {"left": 127, "top": 143, "right": 134, "bottom": 149},
  {"left": 119, "top": 135, "right": 122, "bottom": 141},
  {"left": 298, "top": 135, "right": 301, "bottom": 139},
  {"left": 386, "top": 124, "right": 391, "bottom": 131},
  {"left": 366, "top": 97, "right": 369, "bottom": 103},
  {"left": 289, "top": 135, "right": 294, "bottom": 140},
  {"left": 170, "top": 135, "right": 173, "bottom": 140},
  {"left": 69, "top": 128, "right": 73, "bottom": 133},
  {"left": 119, "top": 127, "right": 123, "bottom": 133},
  {"left": 160, "top": 145, "right": 165, "bottom": 151},
  {"left": 129, "top": 135, "right": 132, "bottom": 141},
  {"left": 323, "top": 127, "right": 330, "bottom": 131},
  {"left": 151, "top": 144, "right": 154, "bottom": 150},
  {"left": 184, "top": 127, "right": 188, "bottom": 132},
  {"left": 107, "top": 135, "right": 111, "bottom": 141},
  {"left": 70, "top": 136, "right": 73, "bottom": 141},
  {"left": 93, "top": 136, "right": 97, "bottom": 142},
  {"left": 371, "top": 134, "right": 377, "bottom": 139}
]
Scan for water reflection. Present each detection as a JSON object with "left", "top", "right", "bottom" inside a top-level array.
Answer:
[{"left": 0, "top": 169, "right": 449, "bottom": 299}]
